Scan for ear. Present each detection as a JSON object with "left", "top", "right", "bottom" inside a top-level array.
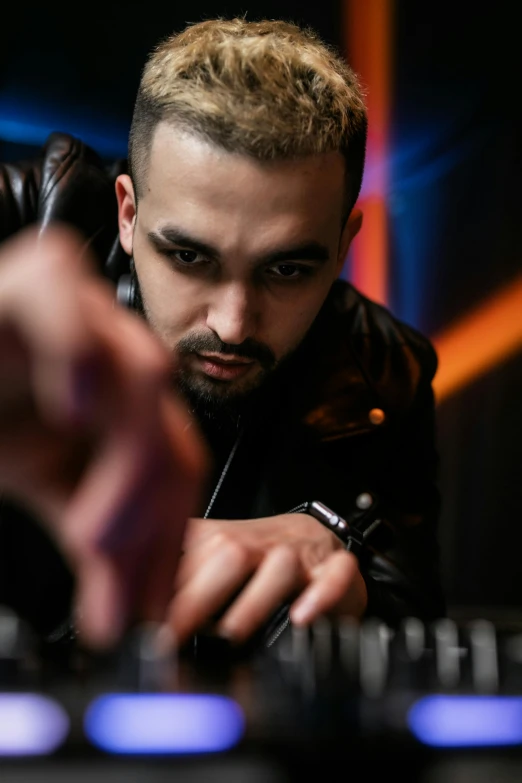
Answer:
[
  {"left": 336, "top": 208, "right": 363, "bottom": 275},
  {"left": 115, "top": 174, "right": 137, "bottom": 256}
]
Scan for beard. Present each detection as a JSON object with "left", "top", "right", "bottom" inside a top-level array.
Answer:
[
  {"left": 130, "top": 263, "right": 296, "bottom": 426},
  {"left": 172, "top": 331, "right": 277, "bottom": 424}
]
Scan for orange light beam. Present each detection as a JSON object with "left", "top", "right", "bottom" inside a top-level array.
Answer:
[
  {"left": 344, "top": 0, "right": 392, "bottom": 306},
  {"left": 432, "top": 276, "right": 522, "bottom": 404}
]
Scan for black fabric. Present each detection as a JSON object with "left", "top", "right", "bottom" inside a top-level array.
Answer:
[{"left": 0, "top": 132, "right": 446, "bottom": 639}]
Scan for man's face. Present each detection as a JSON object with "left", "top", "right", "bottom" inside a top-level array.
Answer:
[{"left": 117, "top": 124, "right": 359, "bottom": 408}]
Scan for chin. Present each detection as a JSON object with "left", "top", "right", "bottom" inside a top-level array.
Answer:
[
  {"left": 196, "top": 373, "right": 261, "bottom": 400},
  {"left": 175, "top": 368, "right": 267, "bottom": 413}
]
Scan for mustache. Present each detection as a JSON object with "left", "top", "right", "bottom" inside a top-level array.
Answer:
[{"left": 177, "top": 332, "right": 276, "bottom": 369}]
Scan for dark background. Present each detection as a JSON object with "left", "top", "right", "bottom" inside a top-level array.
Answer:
[{"left": 1, "top": 1, "right": 521, "bottom": 616}]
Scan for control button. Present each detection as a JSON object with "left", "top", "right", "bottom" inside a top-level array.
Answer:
[
  {"left": 369, "top": 408, "right": 386, "bottom": 426},
  {"left": 356, "top": 492, "right": 373, "bottom": 510}
]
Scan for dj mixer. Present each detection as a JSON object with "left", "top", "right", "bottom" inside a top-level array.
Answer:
[{"left": 2, "top": 606, "right": 522, "bottom": 781}]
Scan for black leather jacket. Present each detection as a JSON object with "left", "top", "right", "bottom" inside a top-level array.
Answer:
[{"left": 0, "top": 133, "right": 446, "bottom": 639}]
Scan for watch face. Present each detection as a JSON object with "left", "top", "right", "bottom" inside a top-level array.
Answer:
[
  {"left": 308, "top": 502, "right": 351, "bottom": 546},
  {"left": 309, "top": 499, "right": 383, "bottom": 556}
]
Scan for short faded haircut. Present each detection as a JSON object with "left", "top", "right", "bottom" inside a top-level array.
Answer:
[{"left": 128, "top": 18, "right": 368, "bottom": 217}]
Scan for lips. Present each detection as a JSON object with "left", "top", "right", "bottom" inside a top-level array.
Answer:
[{"left": 195, "top": 353, "right": 255, "bottom": 381}]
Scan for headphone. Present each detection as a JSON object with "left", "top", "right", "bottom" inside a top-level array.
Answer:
[
  {"left": 115, "top": 258, "right": 139, "bottom": 311},
  {"left": 116, "top": 271, "right": 136, "bottom": 309}
]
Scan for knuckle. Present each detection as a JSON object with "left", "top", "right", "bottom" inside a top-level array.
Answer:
[
  {"left": 204, "top": 530, "right": 228, "bottom": 550},
  {"left": 332, "top": 552, "right": 356, "bottom": 588},
  {"left": 217, "top": 535, "right": 249, "bottom": 569},
  {"left": 272, "top": 543, "right": 299, "bottom": 569}
]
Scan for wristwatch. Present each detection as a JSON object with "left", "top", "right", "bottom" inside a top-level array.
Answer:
[{"left": 305, "top": 497, "right": 382, "bottom": 556}]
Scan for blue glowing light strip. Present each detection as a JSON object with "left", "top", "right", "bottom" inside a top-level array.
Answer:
[
  {"left": 0, "top": 94, "right": 128, "bottom": 158},
  {"left": 0, "top": 693, "right": 69, "bottom": 756},
  {"left": 409, "top": 695, "right": 522, "bottom": 747},
  {"left": 84, "top": 693, "right": 245, "bottom": 755}
]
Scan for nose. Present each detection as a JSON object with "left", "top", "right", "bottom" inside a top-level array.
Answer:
[{"left": 205, "top": 282, "right": 258, "bottom": 346}]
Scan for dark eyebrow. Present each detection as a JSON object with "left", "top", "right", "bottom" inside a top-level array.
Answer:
[
  {"left": 263, "top": 242, "right": 330, "bottom": 265},
  {"left": 148, "top": 225, "right": 330, "bottom": 265},
  {"left": 148, "top": 227, "right": 219, "bottom": 259}
]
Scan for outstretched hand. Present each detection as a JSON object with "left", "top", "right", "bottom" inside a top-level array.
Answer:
[{"left": 0, "top": 226, "right": 206, "bottom": 648}]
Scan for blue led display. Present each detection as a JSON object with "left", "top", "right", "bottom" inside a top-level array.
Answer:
[
  {"left": 0, "top": 693, "right": 70, "bottom": 756},
  {"left": 408, "top": 695, "right": 522, "bottom": 747},
  {"left": 84, "top": 693, "right": 245, "bottom": 754}
]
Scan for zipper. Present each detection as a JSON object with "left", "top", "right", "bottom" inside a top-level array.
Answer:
[
  {"left": 285, "top": 502, "right": 309, "bottom": 515},
  {"left": 265, "top": 613, "right": 291, "bottom": 647}
]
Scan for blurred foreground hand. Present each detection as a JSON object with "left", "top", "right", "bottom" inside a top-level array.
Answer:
[{"left": 0, "top": 226, "right": 206, "bottom": 649}]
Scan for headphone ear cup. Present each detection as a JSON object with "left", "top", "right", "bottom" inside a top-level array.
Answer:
[{"left": 116, "top": 273, "right": 135, "bottom": 308}]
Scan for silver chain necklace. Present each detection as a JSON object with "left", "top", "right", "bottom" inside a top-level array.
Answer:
[
  {"left": 203, "top": 427, "right": 244, "bottom": 519},
  {"left": 200, "top": 421, "right": 290, "bottom": 649}
]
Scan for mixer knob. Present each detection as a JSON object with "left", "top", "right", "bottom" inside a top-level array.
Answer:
[
  {"left": 109, "top": 622, "right": 177, "bottom": 692},
  {"left": 387, "top": 616, "right": 430, "bottom": 691},
  {"left": 338, "top": 616, "right": 360, "bottom": 687},
  {"left": 311, "top": 617, "right": 333, "bottom": 680},
  {"left": 466, "top": 619, "right": 499, "bottom": 693},
  {"left": 290, "top": 624, "right": 315, "bottom": 698},
  {"left": 432, "top": 617, "right": 461, "bottom": 690},
  {"left": 0, "top": 605, "right": 34, "bottom": 683},
  {"left": 359, "top": 619, "right": 390, "bottom": 698},
  {"left": 401, "top": 616, "right": 426, "bottom": 662}
]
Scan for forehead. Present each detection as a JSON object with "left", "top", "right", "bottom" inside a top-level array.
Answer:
[{"left": 141, "top": 123, "right": 346, "bottom": 239}]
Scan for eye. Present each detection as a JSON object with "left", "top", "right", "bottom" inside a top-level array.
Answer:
[
  {"left": 267, "top": 263, "right": 311, "bottom": 280},
  {"left": 174, "top": 249, "right": 205, "bottom": 265}
]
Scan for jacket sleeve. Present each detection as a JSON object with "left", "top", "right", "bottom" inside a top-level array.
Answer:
[
  {"left": 318, "top": 307, "right": 446, "bottom": 626},
  {"left": 253, "top": 318, "right": 446, "bottom": 628},
  {"left": 359, "top": 340, "right": 446, "bottom": 625}
]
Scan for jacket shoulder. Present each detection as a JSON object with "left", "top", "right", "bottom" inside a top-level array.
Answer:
[
  {"left": 0, "top": 132, "right": 125, "bottom": 270},
  {"left": 332, "top": 280, "right": 438, "bottom": 391}
]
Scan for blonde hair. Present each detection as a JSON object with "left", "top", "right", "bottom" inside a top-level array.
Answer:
[{"left": 129, "top": 18, "right": 367, "bottom": 213}]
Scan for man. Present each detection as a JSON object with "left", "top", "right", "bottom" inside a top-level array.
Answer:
[{"left": 0, "top": 18, "right": 445, "bottom": 651}]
